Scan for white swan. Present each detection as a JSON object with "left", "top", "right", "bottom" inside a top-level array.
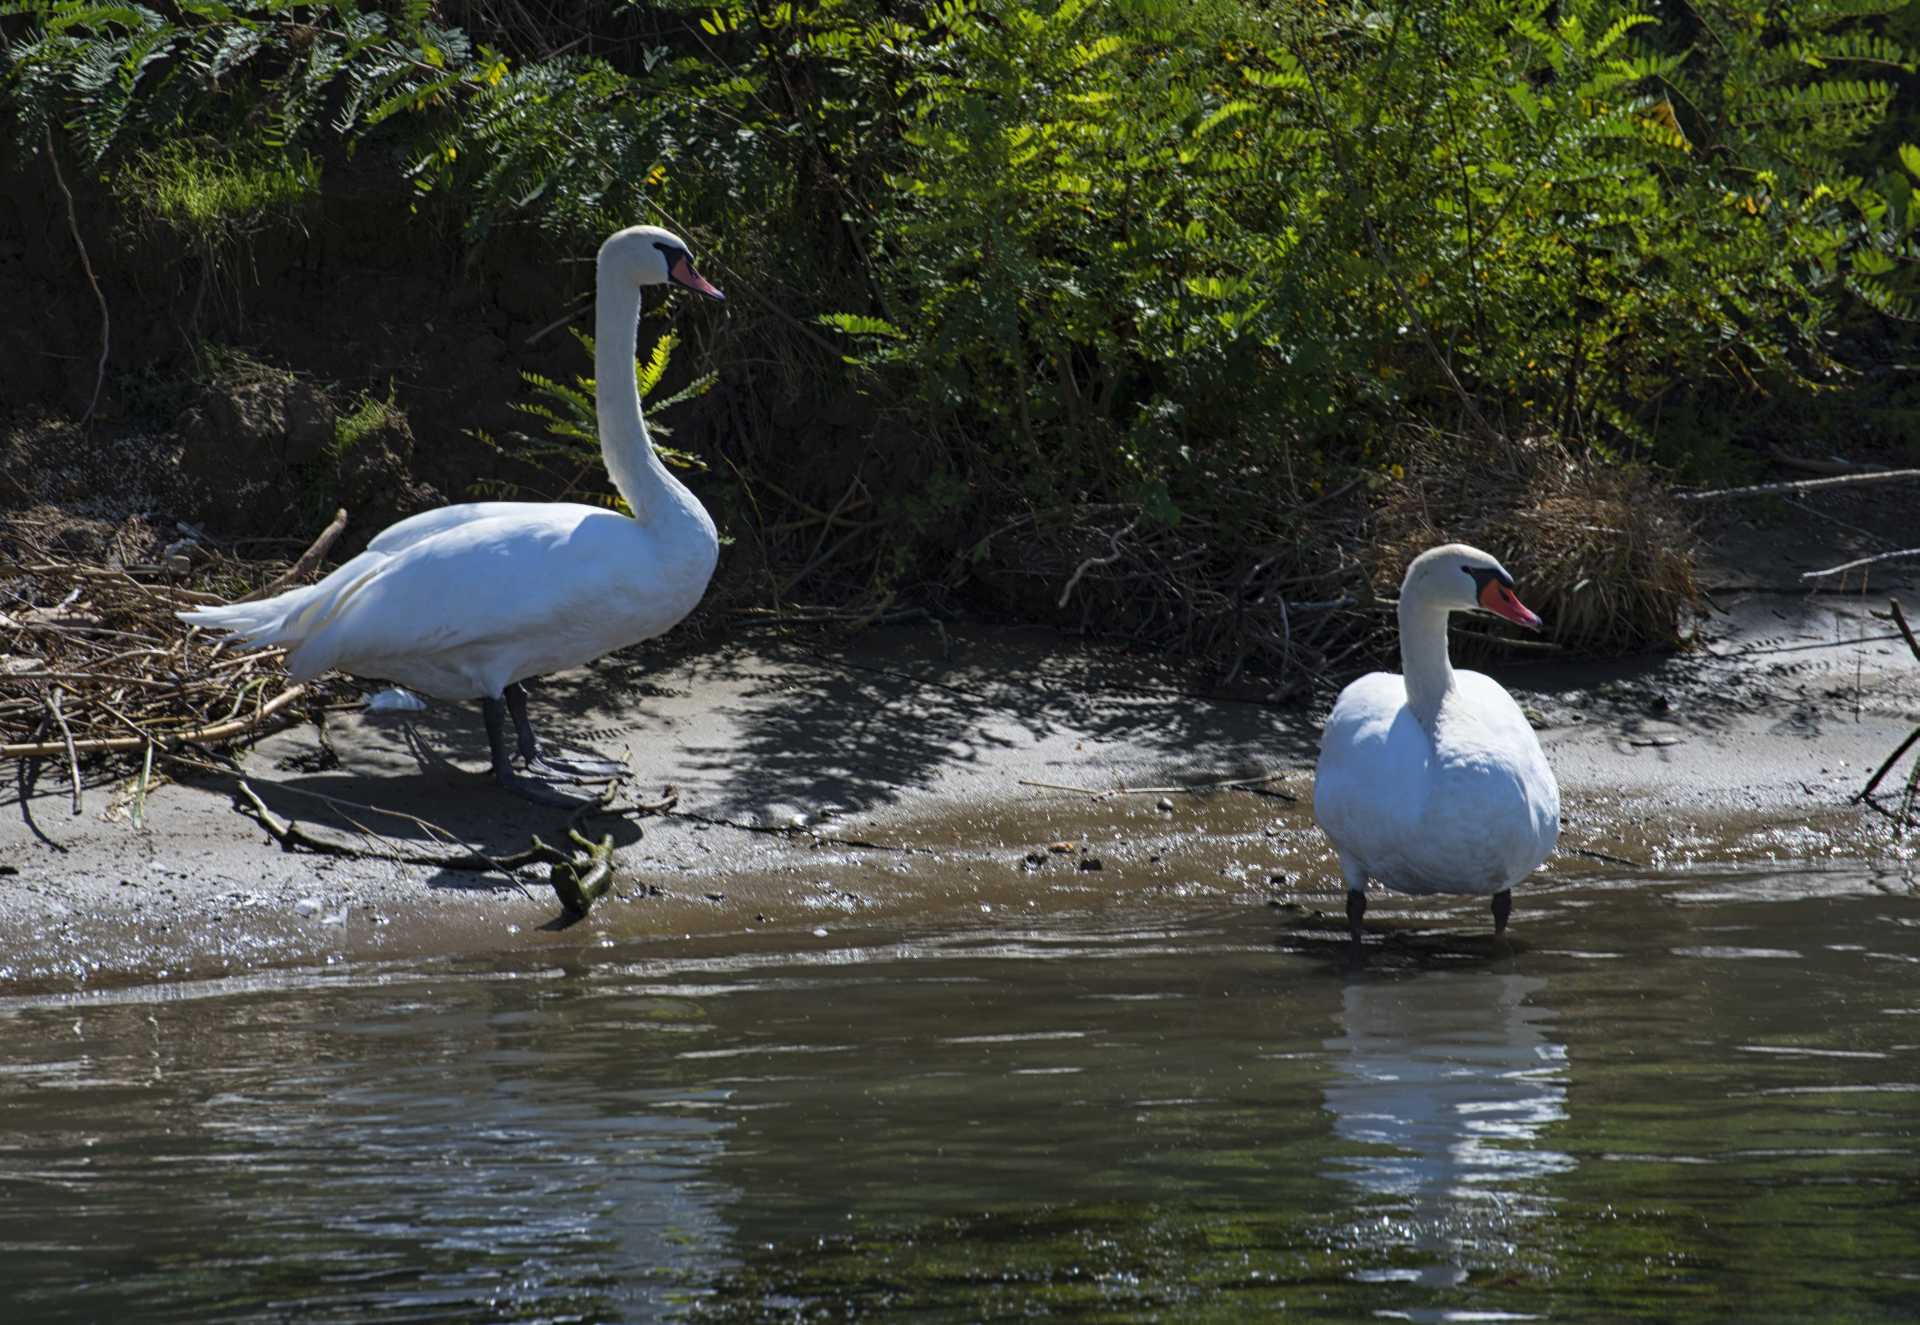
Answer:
[
  {"left": 1313, "top": 544, "right": 1560, "bottom": 943},
  {"left": 179, "top": 225, "right": 725, "bottom": 803}
]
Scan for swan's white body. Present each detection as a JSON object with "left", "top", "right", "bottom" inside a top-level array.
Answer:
[
  {"left": 180, "top": 226, "right": 720, "bottom": 724},
  {"left": 1314, "top": 544, "right": 1559, "bottom": 910}
]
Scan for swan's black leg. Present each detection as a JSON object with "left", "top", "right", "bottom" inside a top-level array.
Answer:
[
  {"left": 1346, "top": 890, "right": 1368, "bottom": 946},
  {"left": 1492, "top": 888, "right": 1513, "bottom": 936},
  {"left": 483, "top": 695, "right": 592, "bottom": 807},
  {"left": 503, "top": 681, "right": 627, "bottom": 782},
  {"left": 505, "top": 682, "right": 542, "bottom": 763}
]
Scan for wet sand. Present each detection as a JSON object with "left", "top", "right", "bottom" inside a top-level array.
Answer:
[{"left": 2, "top": 536, "right": 1916, "bottom": 993}]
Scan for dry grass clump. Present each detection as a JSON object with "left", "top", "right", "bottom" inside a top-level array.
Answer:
[
  {"left": 1375, "top": 431, "right": 1698, "bottom": 655},
  {"left": 0, "top": 506, "right": 350, "bottom": 790}
]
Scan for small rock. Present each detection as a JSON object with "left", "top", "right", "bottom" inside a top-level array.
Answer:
[
  {"left": 704, "top": 892, "right": 726, "bottom": 902},
  {"left": 294, "top": 896, "right": 322, "bottom": 917},
  {"left": 812, "top": 927, "right": 829, "bottom": 938},
  {"left": 1023, "top": 850, "right": 1047, "bottom": 867},
  {"left": 1078, "top": 857, "right": 1104, "bottom": 872},
  {"left": 1155, "top": 796, "right": 1175, "bottom": 813},
  {"left": 1047, "top": 842, "right": 1076, "bottom": 855}
]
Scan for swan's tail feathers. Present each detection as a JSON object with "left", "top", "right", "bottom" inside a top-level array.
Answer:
[
  {"left": 176, "top": 600, "right": 289, "bottom": 643},
  {"left": 174, "top": 552, "right": 387, "bottom": 682}
]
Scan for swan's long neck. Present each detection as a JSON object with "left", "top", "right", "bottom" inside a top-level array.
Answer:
[
  {"left": 594, "top": 271, "right": 698, "bottom": 530},
  {"left": 1398, "top": 596, "right": 1455, "bottom": 726}
]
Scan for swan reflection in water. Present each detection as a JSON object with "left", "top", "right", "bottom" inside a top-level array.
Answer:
[{"left": 1323, "top": 972, "right": 1573, "bottom": 1291}]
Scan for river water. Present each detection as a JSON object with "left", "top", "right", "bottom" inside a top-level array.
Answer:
[{"left": 2, "top": 858, "right": 1916, "bottom": 1322}]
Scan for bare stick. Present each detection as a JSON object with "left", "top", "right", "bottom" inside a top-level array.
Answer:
[
  {"left": 1058, "top": 520, "right": 1137, "bottom": 609},
  {"left": 49, "top": 688, "right": 82, "bottom": 814},
  {"left": 1879, "top": 599, "right": 1920, "bottom": 664},
  {"left": 0, "top": 684, "right": 308, "bottom": 759},
  {"left": 1565, "top": 845, "right": 1641, "bottom": 867},
  {"left": 658, "top": 807, "right": 924, "bottom": 853},
  {"left": 1019, "top": 772, "right": 1299, "bottom": 801},
  {"left": 1855, "top": 726, "right": 1920, "bottom": 805},
  {"left": 1677, "top": 469, "right": 1920, "bottom": 502},
  {"left": 1765, "top": 446, "right": 1884, "bottom": 477},
  {"left": 44, "top": 128, "right": 109, "bottom": 428},
  {"left": 1802, "top": 548, "right": 1920, "bottom": 580},
  {"left": 236, "top": 509, "right": 349, "bottom": 603}
]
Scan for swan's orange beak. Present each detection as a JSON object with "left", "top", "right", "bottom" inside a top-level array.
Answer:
[
  {"left": 668, "top": 254, "right": 725, "bottom": 300},
  {"left": 1479, "top": 577, "right": 1544, "bottom": 631}
]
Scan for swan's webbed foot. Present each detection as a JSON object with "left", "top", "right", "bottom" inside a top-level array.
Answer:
[
  {"left": 1345, "top": 889, "right": 1368, "bottom": 947},
  {"left": 524, "top": 751, "right": 630, "bottom": 783},
  {"left": 483, "top": 696, "right": 604, "bottom": 807},
  {"left": 504, "top": 683, "right": 628, "bottom": 784},
  {"left": 1492, "top": 888, "right": 1513, "bottom": 936}
]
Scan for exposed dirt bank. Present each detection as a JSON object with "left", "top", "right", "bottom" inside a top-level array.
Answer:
[{"left": 3, "top": 508, "right": 1916, "bottom": 996}]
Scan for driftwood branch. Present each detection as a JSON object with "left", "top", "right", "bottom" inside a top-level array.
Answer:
[{"left": 1676, "top": 468, "right": 1920, "bottom": 502}]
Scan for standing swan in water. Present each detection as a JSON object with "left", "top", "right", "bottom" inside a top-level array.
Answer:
[
  {"left": 1313, "top": 544, "right": 1560, "bottom": 945},
  {"left": 179, "top": 225, "right": 725, "bottom": 804}
]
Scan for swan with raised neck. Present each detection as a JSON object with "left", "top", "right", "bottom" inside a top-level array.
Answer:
[
  {"left": 1312, "top": 543, "right": 1559, "bottom": 947},
  {"left": 178, "top": 224, "right": 726, "bottom": 805}
]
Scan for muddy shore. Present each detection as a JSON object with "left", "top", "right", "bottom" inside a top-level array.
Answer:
[{"left": 2, "top": 522, "right": 1916, "bottom": 995}]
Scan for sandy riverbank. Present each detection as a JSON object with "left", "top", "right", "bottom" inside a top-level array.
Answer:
[{"left": 2, "top": 524, "right": 1916, "bottom": 994}]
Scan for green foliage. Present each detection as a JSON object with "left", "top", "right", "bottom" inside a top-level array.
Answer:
[
  {"left": 111, "top": 138, "right": 317, "bottom": 241},
  {"left": 789, "top": 0, "right": 1920, "bottom": 499},
  {"left": 473, "top": 328, "right": 714, "bottom": 512},
  {"left": 332, "top": 385, "right": 404, "bottom": 459}
]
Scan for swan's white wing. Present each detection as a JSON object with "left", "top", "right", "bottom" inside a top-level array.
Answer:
[
  {"left": 1442, "top": 671, "right": 1560, "bottom": 876},
  {"left": 365, "top": 502, "right": 585, "bottom": 555},
  {"left": 285, "top": 508, "right": 685, "bottom": 696},
  {"left": 1313, "top": 672, "right": 1432, "bottom": 876}
]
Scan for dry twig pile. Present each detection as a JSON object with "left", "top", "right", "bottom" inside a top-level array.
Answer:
[{"left": 0, "top": 507, "right": 352, "bottom": 803}]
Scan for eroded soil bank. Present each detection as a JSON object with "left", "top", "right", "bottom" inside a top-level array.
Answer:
[{"left": 2, "top": 520, "right": 1916, "bottom": 995}]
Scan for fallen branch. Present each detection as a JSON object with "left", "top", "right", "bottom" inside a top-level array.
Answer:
[
  {"left": 659, "top": 807, "right": 926, "bottom": 852},
  {"left": 1565, "top": 845, "right": 1641, "bottom": 867},
  {"left": 229, "top": 774, "right": 649, "bottom": 886},
  {"left": 235, "top": 508, "right": 348, "bottom": 603},
  {"left": 48, "top": 688, "right": 82, "bottom": 815},
  {"left": 1765, "top": 446, "right": 1886, "bottom": 477},
  {"left": 1019, "top": 771, "right": 1299, "bottom": 801},
  {"left": 1801, "top": 548, "right": 1920, "bottom": 580},
  {"left": 1675, "top": 468, "right": 1920, "bottom": 502},
  {"left": 1873, "top": 599, "right": 1920, "bottom": 663}
]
